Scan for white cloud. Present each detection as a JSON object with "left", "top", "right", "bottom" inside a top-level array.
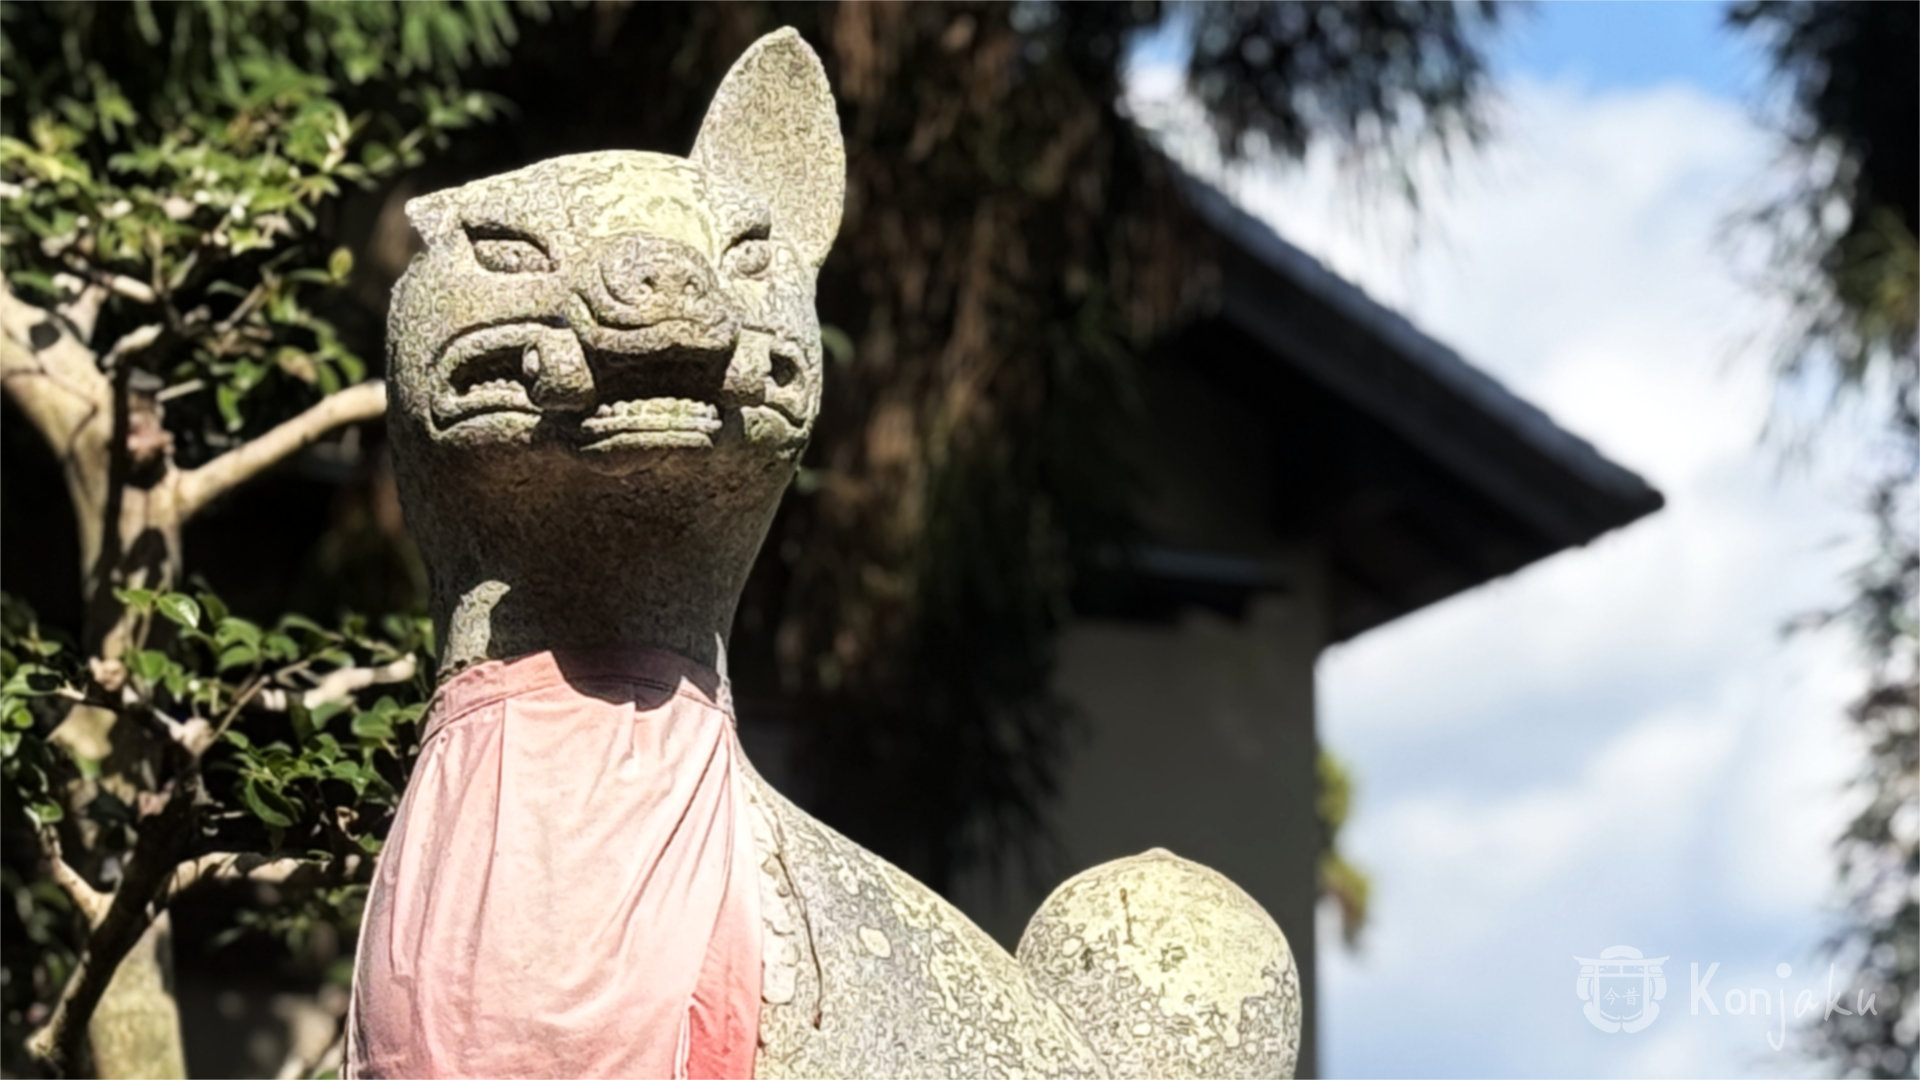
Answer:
[{"left": 1134, "top": 62, "right": 1874, "bottom": 1080}]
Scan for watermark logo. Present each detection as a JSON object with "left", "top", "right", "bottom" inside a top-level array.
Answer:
[
  {"left": 1574, "top": 946, "right": 1669, "bottom": 1033},
  {"left": 1691, "top": 961, "right": 1878, "bottom": 1052},
  {"left": 1574, "top": 948, "right": 1879, "bottom": 1051}
]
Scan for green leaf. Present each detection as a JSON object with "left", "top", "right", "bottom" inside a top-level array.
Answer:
[
  {"left": 132, "top": 0, "right": 161, "bottom": 44},
  {"left": 196, "top": 591, "right": 230, "bottom": 624},
  {"left": 217, "top": 643, "right": 259, "bottom": 671},
  {"left": 2, "top": 664, "right": 60, "bottom": 698},
  {"left": 350, "top": 709, "right": 393, "bottom": 742},
  {"left": 155, "top": 593, "right": 200, "bottom": 630},
  {"left": 28, "top": 800, "right": 65, "bottom": 827},
  {"left": 216, "top": 383, "right": 244, "bottom": 433},
  {"left": 128, "top": 649, "right": 172, "bottom": 683},
  {"left": 327, "top": 759, "right": 370, "bottom": 795},
  {"left": 231, "top": 357, "right": 266, "bottom": 392},
  {"left": 114, "top": 587, "right": 157, "bottom": 613},
  {"left": 263, "top": 632, "right": 299, "bottom": 662},
  {"left": 328, "top": 245, "right": 353, "bottom": 282},
  {"left": 278, "top": 613, "right": 328, "bottom": 637},
  {"left": 216, "top": 617, "right": 263, "bottom": 649},
  {"left": 820, "top": 324, "right": 855, "bottom": 366},
  {"left": 240, "top": 777, "right": 295, "bottom": 828},
  {"left": 289, "top": 702, "right": 314, "bottom": 746},
  {"left": 8, "top": 269, "right": 61, "bottom": 298}
]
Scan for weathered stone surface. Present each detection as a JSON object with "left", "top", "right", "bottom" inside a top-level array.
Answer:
[
  {"left": 743, "top": 763, "right": 1107, "bottom": 1079},
  {"left": 1018, "top": 850, "right": 1302, "bottom": 1079},
  {"left": 385, "top": 26, "right": 1299, "bottom": 1079}
]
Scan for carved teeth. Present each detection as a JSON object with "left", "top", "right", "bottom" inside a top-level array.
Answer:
[{"left": 582, "top": 397, "right": 722, "bottom": 433}]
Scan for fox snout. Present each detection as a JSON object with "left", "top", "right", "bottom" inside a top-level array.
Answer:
[
  {"left": 592, "top": 233, "right": 731, "bottom": 331},
  {"left": 568, "top": 231, "right": 742, "bottom": 362}
]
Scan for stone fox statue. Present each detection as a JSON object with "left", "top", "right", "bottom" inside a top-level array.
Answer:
[{"left": 351, "top": 28, "right": 1300, "bottom": 1080}]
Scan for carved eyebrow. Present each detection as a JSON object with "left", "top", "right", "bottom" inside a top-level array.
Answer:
[
  {"left": 720, "top": 200, "right": 772, "bottom": 247},
  {"left": 462, "top": 222, "right": 556, "bottom": 274},
  {"left": 730, "top": 217, "right": 771, "bottom": 246},
  {"left": 462, "top": 221, "right": 550, "bottom": 249}
]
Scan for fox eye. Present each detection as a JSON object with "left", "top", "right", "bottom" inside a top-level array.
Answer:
[
  {"left": 725, "top": 238, "right": 772, "bottom": 278},
  {"left": 467, "top": 227, "right": 553, "bottom": 274}
]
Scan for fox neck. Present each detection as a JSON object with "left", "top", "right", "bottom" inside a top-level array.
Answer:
[{"left": 419, "top": 459, "right": 791, "bottom": 679}]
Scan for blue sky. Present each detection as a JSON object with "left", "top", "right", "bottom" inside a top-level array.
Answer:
[
  {"left": 1134, "top": 0, "right": 1768, "bottom": 102},
  {"left": 1130, "top": 3, "right": 1881, "bottom": 1077},
  {"left": 1495, "top": 1, "right": 1764, "bottom": 103}
]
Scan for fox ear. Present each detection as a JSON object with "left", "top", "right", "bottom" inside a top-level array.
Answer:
[
  {"left": 404, "top": 190, "right": 453, "bottom": 243},
  {"left": 692, "top": 28, "right": 845, "bottom": 268}
]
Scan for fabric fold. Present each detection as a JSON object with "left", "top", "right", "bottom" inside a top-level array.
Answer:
[{"left": 347, "top": 649, "right": 762, "bottom": 1080}]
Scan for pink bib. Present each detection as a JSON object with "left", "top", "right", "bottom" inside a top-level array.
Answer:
[{"left": 347, "top": 649, "right": 762, "bottom": 1079}]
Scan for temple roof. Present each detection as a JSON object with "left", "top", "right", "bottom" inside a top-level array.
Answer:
[{"left": 1092, "top": 167, "right": 1664, "bottom": 642}]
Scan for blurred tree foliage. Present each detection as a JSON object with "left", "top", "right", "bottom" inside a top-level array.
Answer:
[
  {"left": 1187, "top": 1, "right": 1494, "bottom": 194},
  {"left": 1, "top": 2, "right": 1502, "bottom": 1075},
  {"left": 1317, "top": 749, "right": 1369, "bottom": 947},
  {"left": 1732, "top": 1, "right": 1917, "bottom": 398},
  {"left": 1, "top": 3, "right": 528, "bottom": 1075},
  {"left": 1730, "top": 3, "right": 1918, "bottom": 1077}
]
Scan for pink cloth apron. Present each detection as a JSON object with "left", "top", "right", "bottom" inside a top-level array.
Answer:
[{"left": 346, "top": 649, "right": 762, "bottom": 1079}]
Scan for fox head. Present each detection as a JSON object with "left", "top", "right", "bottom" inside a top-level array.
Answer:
[
  {"left": 385, "top": 30, "right": 845, "bottom": 669},
  {"left": 389, "top": 28, "right": 843, "bottom": 476}
]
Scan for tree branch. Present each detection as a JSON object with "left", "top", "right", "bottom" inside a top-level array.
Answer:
[
  {"left": 61, "top": 262, "right": 159, "bottom": 306},
  {"left": 2, "top": 282, "right": 119, "bottom": 582},
  {"left": 27, "top": 786, "right": 192, "bottom": 1076},
  {"left": 303, "top": 654, "right": 417, "bottom": 707},
  {"left": 103, "top": 274, "right": 157, "bottom": 305},
  {"left": 257, "top": 655, "right": 419, "bottom": 713},
  {"left": 175, "top": 380, "right": 387, "bottom": 520},
  {"left": 52, "top": 275, "right": 108, "bottom": 343},
  {"left": 164, "top": 852, "right": 340, "bottom": 898},
  {"left": 0, "top": 281, "right": 112, "bottom": 462},
  {"left": 39, "top": 830, "right": 110, "bottom": 926},
  {"left": 125, "top": 698, "right": 218, "bottom": 759},
  {"left": 100, "top": 322, "right": 163, "bottom": 369}
]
